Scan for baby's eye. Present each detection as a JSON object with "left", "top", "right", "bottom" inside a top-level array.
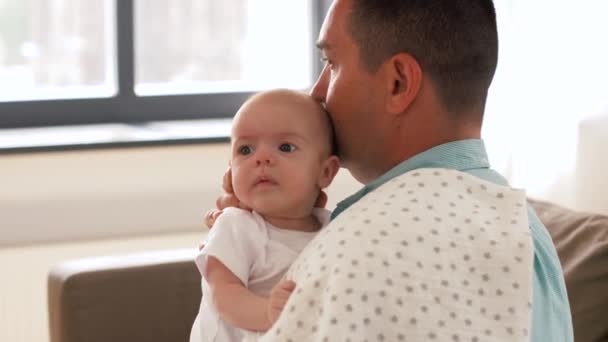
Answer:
[
  {"left": 278, "top": 143, "right": 296, "bottom": 153},
  {"left": 238, "top": 145, "right": 253, "bottom": 155}
]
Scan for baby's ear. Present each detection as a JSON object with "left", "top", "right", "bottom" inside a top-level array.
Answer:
[{"left": 318, "top": 155, "right": 340, "bottom": 188}]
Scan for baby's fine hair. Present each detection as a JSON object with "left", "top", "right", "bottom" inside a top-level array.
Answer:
[{"left": 243, "top": 89, "right": 337, "bottom": 156}]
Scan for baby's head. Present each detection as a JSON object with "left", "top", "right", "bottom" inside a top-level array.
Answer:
[{"left": 230, "top": 89, "right": 340, "bottom": 218}]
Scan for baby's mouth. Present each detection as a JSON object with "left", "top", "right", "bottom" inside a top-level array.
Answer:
[{"left": 254, "top": 175, "right": 277, "bottom": 186}]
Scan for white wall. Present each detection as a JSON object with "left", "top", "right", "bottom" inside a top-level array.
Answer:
[
  {"left": 574, "top": 115, "right": 608, "bottom": 214},
  {"left": 0, "top": 143, "right": 361, "bottom": 246}
]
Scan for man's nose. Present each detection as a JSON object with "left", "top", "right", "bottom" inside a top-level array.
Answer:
[{"left": 310, "top": 65, "right": 328, "bottom": 103}]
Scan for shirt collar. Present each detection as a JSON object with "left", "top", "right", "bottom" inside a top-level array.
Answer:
[{"left": 331, "top": 139, "right": 490, "bottom": 219}]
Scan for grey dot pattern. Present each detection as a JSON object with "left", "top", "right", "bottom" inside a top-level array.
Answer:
[{"left": 259, "top": 168, "right": 534, "bottom": 342}]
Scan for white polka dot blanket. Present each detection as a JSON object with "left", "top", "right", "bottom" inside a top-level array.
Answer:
[{"left": 258, "top": 168, "right": 533, "bottom": 342}]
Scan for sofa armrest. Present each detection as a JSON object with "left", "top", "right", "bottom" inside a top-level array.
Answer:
[{"left": 48, "top": 248, "right": 201, "bottom": 342}]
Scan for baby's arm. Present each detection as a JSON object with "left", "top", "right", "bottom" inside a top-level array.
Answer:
[{"left": 206, "top": 256, "right": 271, "bottom": 332}]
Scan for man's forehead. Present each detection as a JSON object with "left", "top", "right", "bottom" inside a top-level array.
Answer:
[
  {"left": 317, "top": 0, "right": 349, "bottom": 50},
  {"left": 316, "top": 22, "right": 331, "bottom": 51}
]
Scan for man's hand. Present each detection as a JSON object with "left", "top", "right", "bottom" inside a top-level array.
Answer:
[
  {"left": 204, "top": 209, "right": 224, "bottom": 231},
  {"left": 204, "top": 167, "right": 246, "bottom": 229},
  {"left": 266, "top": 280, "right": 296, "bottom": 325},
  {"left": 314, "top": 190, "right": 328, "bottom": 209},
  {"left": 216, "top": 167, "right": 242, "bottom": 209},
  {"left": 198, "top": 209, "right": 224, "bottom": 250}
]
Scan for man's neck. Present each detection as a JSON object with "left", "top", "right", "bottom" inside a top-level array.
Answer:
[{"left": 354, "top": 119, "right": 481, "bottom": 185}]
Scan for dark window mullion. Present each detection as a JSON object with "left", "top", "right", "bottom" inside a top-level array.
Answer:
[
  {"left": 116, "top": 0, "right": 136, "bottom": 98},
  {"left": 312, "top": 0, "right": 333, "bottom": 78}
]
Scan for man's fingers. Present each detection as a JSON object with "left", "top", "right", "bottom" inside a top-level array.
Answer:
[
  {"left": 216, "top": 193, "right": 251, "bottom": 212},
  {"left": 211, "top": 210, "right": 223, "bottom": 221},
  {"left": 204, "top": 210, "right": 214, "bottom": 229},
  {"left": 237, "top": 201, "right": 252, "bottom": 211},
  {"left": 216, "top": 194, "right": 240, "bottom": 210},
  {"left": 314, "top": 190, "right": 328, "bottom": 208},
  {"left": 219, "top": 166, "right": 251, "bottom": 210},
  {"left": 204, "top": 209, "right": 223, "bottom": 229},
  {"left": 222, "top": 167, "right": 234, "bottom": 194}
]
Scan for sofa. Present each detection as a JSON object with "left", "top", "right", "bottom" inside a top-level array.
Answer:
[{"left": 47, "top": 199, "right": 608, "bottom": 342}]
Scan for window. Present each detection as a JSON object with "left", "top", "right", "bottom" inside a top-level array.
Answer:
[
  {"left": 134, "top": 0, "right": 314, "bottom": 95},
  {"left": 0, "top": 0, "right": 115, "bottom": 102},
  {"left": 0, "top": 0, "right": 326, "bottom": 129}
]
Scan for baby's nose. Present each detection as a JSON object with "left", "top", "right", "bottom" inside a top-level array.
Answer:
[
  {"left": 255, "top": 158, "right": 272, "bottom": 166},
  {"left": 254, "top": 146, "right": 275, "bottom": 166}
]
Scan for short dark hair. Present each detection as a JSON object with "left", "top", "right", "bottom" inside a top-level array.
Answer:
[{"left": 348, "top": 0, "right": 498, "bottom": 114}]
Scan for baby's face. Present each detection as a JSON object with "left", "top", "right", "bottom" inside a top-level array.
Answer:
[{"left": 230, "top": 94, "right": 332, "bottom": 217}]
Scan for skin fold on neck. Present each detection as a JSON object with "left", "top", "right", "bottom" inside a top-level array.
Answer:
[{"left": 260, "top": 213, "right": 322, "bottom": 233}]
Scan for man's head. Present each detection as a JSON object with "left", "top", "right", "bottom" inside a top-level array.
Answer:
[
  {"left": 348, "top": 0, "right": 498, "bottom": 113},
  {"left": 230, "top": 89, "right": 340, "bottom": 217},
  {"left": 311, "top": 0, "right": 498, "bottom": 183}
]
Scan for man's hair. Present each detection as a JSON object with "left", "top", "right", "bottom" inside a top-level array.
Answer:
[{"left": 348, "top": 0, "right": 498, "bottom": 114}]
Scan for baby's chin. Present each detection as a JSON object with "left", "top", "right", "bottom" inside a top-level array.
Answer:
[{"left": 247, "top": 201, "right": 314, "bottom": 219}]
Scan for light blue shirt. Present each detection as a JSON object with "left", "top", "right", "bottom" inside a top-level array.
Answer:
[{"left": 332, "top": 139, "right": 574, "bottom": 342}]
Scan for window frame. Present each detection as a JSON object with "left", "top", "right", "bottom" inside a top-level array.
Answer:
[{"left": 0, "top": 0, "right": 329, "bottom": 129}]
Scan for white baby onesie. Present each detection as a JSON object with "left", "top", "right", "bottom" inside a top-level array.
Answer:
[{"left": 189, "top": 207, "right": 330, "bottom": 342}]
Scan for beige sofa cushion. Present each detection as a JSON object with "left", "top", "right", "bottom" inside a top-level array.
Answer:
[
  {"left": 46, "top": 200, "right": 607, "bottom": 342},
  {"left": 48, "top": 249, "right": 201, "bottom": 342},
  {"left": 529, "top": 199, "right": 608, "bottom": 342}
]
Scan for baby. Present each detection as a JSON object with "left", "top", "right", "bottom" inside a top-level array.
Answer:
[{"left": 189, "top": 89, "right": 340, "bottom": 342}]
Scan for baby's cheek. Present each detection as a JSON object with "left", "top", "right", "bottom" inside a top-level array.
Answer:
[{"left": 230, "top": 168, "right": 248, "bottom": 198}]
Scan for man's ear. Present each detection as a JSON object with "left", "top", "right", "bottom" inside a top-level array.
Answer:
[
  {"left": 318, "top": 155, "right": 340, "bottom": 188},
  {"left": 383, "top": 53, "right": 422, "bottom": 115}
]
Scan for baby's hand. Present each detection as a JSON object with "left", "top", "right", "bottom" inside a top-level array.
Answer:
[{"left": 267, "top": 280, "right": 296, "bottom": 325}]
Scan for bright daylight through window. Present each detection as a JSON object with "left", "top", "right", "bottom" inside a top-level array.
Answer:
[
  {"left": 0, "top": 0, "right": 115, "bottom": 102},
  {"left": 0, "top": 0, "right": 312, "bottom": 102},
  {"left": 134, "top": 0, "right": 313, "bottom": 95}
]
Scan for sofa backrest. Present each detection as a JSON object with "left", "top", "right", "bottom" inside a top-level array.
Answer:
[{"left": 529, "top": 199, "right": 608, "bottom": 342}]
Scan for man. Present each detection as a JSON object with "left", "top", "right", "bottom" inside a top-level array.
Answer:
[{"left": 211, "top": 0, "right": 573, "bottom": 341}]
